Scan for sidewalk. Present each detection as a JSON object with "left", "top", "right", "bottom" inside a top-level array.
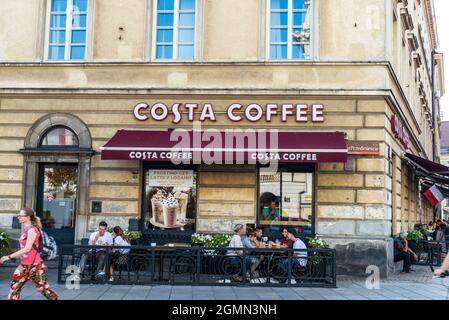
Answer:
[{"left": 1, "top": 265, "right": 448, "bottom": 300}]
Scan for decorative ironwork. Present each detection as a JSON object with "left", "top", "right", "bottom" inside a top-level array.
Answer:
[{"left": 58, "top": 245, "right": 336, "bottom": 287}]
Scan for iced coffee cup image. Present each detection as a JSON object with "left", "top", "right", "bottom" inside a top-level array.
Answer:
[
  {"left": 174, "top": 191, "right": 189, "bottom": 223},
  {"left": 151, "top": 190, "right": 165, "bottom": 224},
  {"left": 162, "top": 194, "right": 179, "bottom": 228}
]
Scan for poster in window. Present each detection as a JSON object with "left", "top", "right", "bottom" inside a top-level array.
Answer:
[{"left": 146, "top": 170, "right": 196, "bottom": 230}]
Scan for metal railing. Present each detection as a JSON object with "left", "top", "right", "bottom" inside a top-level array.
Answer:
[{"left": 58, "top": 245, "right": 336, "bottom": 288}]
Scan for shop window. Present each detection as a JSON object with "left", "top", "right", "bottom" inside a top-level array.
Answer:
[
  {"left": 46, "top": 0, "right": 89, "bottom": 61},
  {"left": 144, "top": 168, "right": 197, "bottom": 231},
  {"left": 258, "top": 167, "right": 314, "bottom": 238},
  {"left": 40, "top": 127, "right": 79, "bottom": 147},
  {"left": 268, "top": 0, "right": 313, "bottom": 60},
  {"left": 153, "top": 0, "right": 197, "bottom": 60}
]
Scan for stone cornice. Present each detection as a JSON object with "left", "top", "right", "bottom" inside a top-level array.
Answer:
[{"left": 424, "top": 0, "right": 438, "bottom": 48}]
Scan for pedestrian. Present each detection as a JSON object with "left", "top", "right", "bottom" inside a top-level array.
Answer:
[{"left": 0, "top": 207, "right": 58, "bottom": 300}]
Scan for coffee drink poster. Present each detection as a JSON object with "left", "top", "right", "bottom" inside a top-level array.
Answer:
[{"left": 145, "top": 170, "right": 197, "bottom": 230}]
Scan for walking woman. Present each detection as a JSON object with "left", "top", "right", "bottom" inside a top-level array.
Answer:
[{"left": 0, "top": 207, "right": 58, "bottom": 300}]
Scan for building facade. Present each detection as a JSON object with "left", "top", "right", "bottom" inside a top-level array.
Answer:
[{"left": 0, "top": 0, "right": 445, "bottom": 277}]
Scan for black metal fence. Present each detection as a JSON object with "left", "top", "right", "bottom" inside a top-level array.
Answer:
[
  {"left": 412, "top": 240, "right": 448, "bottom": 267},
  {"left": 57, "top": 245, "right": 336, "bottom": 287}
]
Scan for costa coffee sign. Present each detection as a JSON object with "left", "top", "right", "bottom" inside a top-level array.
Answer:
[
  {"left": 390, "top": 115, "right": 410, "bottom": 148},
  {"left": 133, "top": 102, "right": 325, "bottom": 123}
]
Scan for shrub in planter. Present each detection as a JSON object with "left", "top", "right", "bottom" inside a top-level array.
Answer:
[
  {"left": 407, "top": 230, "right": 424, "bottom": 253},
  {"left": 305, "top": 236, "right": 331, "bottom": 280},
  {"left": 0, "top": 230, "right": 10, "bottom": 255}
]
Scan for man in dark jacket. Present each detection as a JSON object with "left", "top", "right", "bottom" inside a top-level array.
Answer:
[{"left": 393, "top": 232, "right": 417, "bottom": 273}]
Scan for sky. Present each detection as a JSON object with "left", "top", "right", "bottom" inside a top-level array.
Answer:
[{"left": 434, "top": 0, "right": 449, "bottom": 120}]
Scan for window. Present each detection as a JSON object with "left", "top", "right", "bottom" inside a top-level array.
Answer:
[
  {"left": 154, "top": 0, "right": 196, "bottom": 60},
  {"left": 47, "top": 0, "right": 89, "bottom": 60},
  {"left": 40, "top": 127, "right": 79, "bottom": 147},
  {"left": 144, "top": 168, "right": 197, "bottom": 231},
  {"left": 268, "top": 0, "right": 312, "bottom": 60},
  {"left": 258, "top": 166, "right": 314, "bottom": 237}
]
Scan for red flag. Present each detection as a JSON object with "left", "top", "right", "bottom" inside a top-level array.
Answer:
[{"left": 423, "top": 185, "right": 444, "bottom": 206}]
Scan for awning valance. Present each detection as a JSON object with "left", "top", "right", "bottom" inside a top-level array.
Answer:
[
  {"left": 404, "top": 153, "right": 449, "bottom": 176},
  {"left": 101, "top": 130, "right": 348, "bottom": 163}
]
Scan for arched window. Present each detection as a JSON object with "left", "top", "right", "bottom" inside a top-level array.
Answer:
[{"left": 40, "top": 126, "right": 79, "bottom": 147}]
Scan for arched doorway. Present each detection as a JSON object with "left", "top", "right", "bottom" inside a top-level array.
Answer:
[{"left": 21, "top": 113, "right": 93, "bottom": 245}]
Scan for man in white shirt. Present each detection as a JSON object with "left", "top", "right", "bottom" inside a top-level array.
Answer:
[
  {"left": 79, "top": 221, "right": 113, "bottom": 278},
  {"left": 227, "top": 224, "right": 245, "bottom": 282},
  {"left": 279, "top": 230, "right": 308, "bottom": 283}
]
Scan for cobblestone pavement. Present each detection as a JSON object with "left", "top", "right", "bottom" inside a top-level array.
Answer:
[{"left": 1, "top": 265, "right": 448, "bottom": 300}]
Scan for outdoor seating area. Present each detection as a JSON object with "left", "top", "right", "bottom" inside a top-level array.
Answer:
[{"left": 57, "top": 245, "right": 336, "bottom": 287}]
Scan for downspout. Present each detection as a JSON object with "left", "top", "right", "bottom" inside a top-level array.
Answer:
[{"left": 431, "top": 48, "right": 441, "bottom": 220}]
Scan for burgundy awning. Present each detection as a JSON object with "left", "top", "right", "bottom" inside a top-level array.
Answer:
[
  {"left": 405, "top": 153, "right": 449, "bottom": 176},
  {"left": 100, "top": 130, "right": 347, "bottom": 163}
]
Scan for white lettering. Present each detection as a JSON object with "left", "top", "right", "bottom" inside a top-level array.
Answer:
[
  {"left": 151, "top": 103, "right": 168, "bottom": 121},
  {"left": 245, "top": 104, "right": 263, "bottom": 122},
  {"left": 133, "top": 103, "right": 149, "bottom": 121},
  {"left": 312, "top": 104, "right": 324, "bottom": 122}
]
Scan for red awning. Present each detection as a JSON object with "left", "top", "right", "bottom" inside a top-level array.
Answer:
[
  {"left": 405, "top": 153, "right": 449, "bottom": 176},
  {"left": 100, "top": 130, "right": 347, "bottom": 163}
]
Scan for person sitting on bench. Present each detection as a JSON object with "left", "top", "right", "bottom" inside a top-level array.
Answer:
[
  {"left": 393, "top": 231, "right": 417, "bottom": 273},
  {"left": 79, "top": 221, "right": 113, "bottom": 279}
]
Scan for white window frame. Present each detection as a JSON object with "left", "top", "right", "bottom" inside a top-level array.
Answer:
[
  {"left": 266, "top": 0, "right": 316, "bottom": 61},
  {"left": 152, "top": 0, "right": 198, "bottom": 61},
  {"left": 44, "top": 0, "right": 90, "bottom": 61}
]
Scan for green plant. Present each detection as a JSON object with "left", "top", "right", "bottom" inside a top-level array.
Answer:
[
  {"left": 407, "top": 230, "right": 424, "bottom": 242},
  {"left": 106, "top": 227, "right": 142, "bottom": 242},
  {"left": 191, "top": 233, "right": 232, "bottom": 247},
  {"left": 306, "top": 236, "right": 330, "bottom": 265},
  {"left": 0, "top": 230, "right": 10, "bottom": 251},
  {"left": 124, "top": 230, "right": 142, "bottom": 241},
  {"left": 306, "top": 236, "right": 330, "bottom": 249}
]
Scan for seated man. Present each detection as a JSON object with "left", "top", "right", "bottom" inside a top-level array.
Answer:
[
  {"left": 279, "top": 230, "right": 308, "bottom": 283},
  {"left": 393, "top": 231, "right": 417, "bottom": 273},
  {"left": 255, "top": 227, "right": 264, "bottom": 244},
  {"left": 79, "top": 221, "right": 113, "bottom": 279},
  {"left": 226, "top": 224, "right": 245, "bottom": 282}
]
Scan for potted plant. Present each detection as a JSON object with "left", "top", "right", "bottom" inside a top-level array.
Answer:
[
  {"left": 191, "top": 233, "right": 232, "bottom": 274},
  {"left": 0, "top": 230, "right": 10, "bottom": 256},
  {"left": 306, "top": 236, "right": 331, "bottom": 281},
  {"left": 407, "top": 230, "right": 424, "bottom": 253}
]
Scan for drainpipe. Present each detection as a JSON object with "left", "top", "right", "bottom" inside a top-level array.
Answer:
[
  {"left": 431, "top": 49, "right": 441, "bottom": 220},
  {"left": 431, "top": 49, "right": 437, "bottom": 162}
]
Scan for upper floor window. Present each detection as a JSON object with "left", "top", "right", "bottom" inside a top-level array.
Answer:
[
  {"left": 40, "top": 127, "right": 79, "bottom": 147},
  {"left": 47, "top": 0, "right": 89, "bottom": 61},
  {"left": 153, "top": 0, "right": 197, "bottom": 60},
  {"left": 268, "top": 0, "right": 312, "bottom": 60}
]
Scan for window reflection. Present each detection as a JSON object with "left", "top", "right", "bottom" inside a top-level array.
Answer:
[
  {"left": 259, "top": 169, "right": 313, "bottom": 238},
  {"left": 40, "top": 127, "right": 79, "bottom": 147}
]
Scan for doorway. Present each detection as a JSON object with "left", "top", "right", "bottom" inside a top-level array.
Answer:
[{"left": 36, "top": 163, "right": 78, "bottom": 246}]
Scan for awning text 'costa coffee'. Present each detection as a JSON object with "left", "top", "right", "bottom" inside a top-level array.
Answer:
[{"left": 133, "top": 103, "right": 325, "bottom": 123}]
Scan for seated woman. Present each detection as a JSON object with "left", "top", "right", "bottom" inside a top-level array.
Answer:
[
  {"left": 108, "top": 226, "right": 131, "bottom": 281},
  {"left": 242, "top": 231, "right": 263, "bottom": 278},
  {"left": 268, "top": 228, "right": 293, "bottom": 248}
]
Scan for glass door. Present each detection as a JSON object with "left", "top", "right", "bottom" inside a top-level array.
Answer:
[{"left": 37, "top": 164, "right": 78, "bottom": 246}]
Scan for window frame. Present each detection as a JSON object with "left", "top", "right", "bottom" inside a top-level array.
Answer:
[
  {"left": 266, "top": 0, "right": 316, "bottom": 61},
  {"left": 151, "top": 0, "right": 198, "bottom": 61},
  {"left": 256, "top": 164, "right": 316, "bottom": 238},
  {"left": 39, "top": 126, "right": 80, "bottom": 149},
  {"left": 44, "top": 0, "right": 90, "bottom": 62},
  {"left": 141, "top": 162, "right": 199, "bottom": 235}
]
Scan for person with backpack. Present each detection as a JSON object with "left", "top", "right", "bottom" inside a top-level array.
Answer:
[{"left": 0, "top": 207, "right": 58, "bottom": 300}]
